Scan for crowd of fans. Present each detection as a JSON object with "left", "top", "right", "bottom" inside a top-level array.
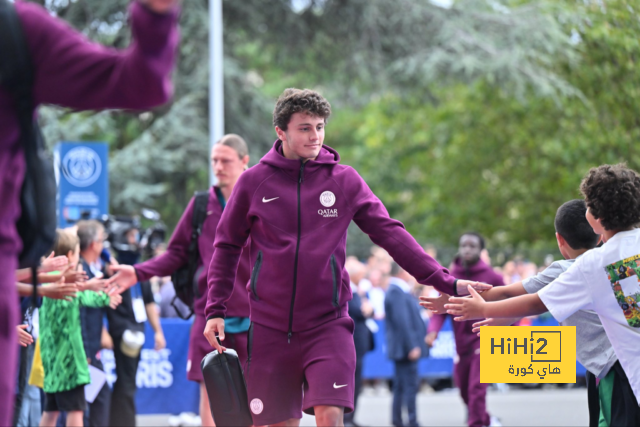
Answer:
[
  {"left": 341, "top": 245, "right": 549, "bottom": 324},
  {"left": 14, "top": 221, "right": 165, "bottom": 427}
]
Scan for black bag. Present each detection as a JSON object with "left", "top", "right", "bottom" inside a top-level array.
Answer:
[
  {"left": 0, "top": 0, "right": 57, "bottom": 269},
  {"left": 170, "top": 191, "right": 209, "bottom": 319},
  {"left": 201, "top": 349, "right": 253, "bottom": 427}
]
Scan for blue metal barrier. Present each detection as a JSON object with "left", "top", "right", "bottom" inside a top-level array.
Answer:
[{"left": 100, "top": 316, "right": 585, "bottom": 414}]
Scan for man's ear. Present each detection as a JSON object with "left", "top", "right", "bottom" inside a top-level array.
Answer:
[
  {"left": 555, "top": 232, "right": 565, "bottom": 249},
  {"left": 275, "top": 126, "right": 286, "bottom": 142}
]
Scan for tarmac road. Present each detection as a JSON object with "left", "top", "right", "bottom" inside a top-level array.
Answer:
[{"left": 138, "top": 387, "right": 589, "bottom": 426}]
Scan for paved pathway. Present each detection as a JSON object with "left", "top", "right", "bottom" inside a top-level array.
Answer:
[{"left": 138, "top": 387, "right": 589, "bottom": 426}]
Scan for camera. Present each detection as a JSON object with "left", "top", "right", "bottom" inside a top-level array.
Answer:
[{"left": 101, "top": 208, "right": 166, "bottom": 261}]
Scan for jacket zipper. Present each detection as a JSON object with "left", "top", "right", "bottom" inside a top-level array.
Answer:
[
  {"left": 288, "top": 160, "right": 306, "bottom": 343},
  {"left": 250, "top": 251, "right": 263, "bottom": 301},
  {"left": 331, "top": 254, "right": 339, "bottom": 308}
]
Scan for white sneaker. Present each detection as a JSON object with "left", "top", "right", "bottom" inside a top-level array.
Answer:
[{"left": 489, "top": 415, "right": 502, "bottom": 427}]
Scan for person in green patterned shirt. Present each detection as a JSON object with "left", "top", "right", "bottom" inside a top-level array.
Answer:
[{"left": 39, "top": 230, "right": 121, "bottom": 427}]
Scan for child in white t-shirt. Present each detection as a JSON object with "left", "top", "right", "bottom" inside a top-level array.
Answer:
[{"left": 445, "top": 164, "right": 640, "bottom": 426}]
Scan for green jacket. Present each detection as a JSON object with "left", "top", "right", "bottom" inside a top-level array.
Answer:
[{"left": 39, "top": 290, "right": 110, "bottom": 393}]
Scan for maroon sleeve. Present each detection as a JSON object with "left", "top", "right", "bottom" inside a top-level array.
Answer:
[
  {"left": 491, "top": 271, "right": 506, "bottom": 288},
  {"left": 205, "top": 175, "right": 253, "bottom": 320},
  {"left": 17, "top": 0, "right": 179, "bottom": 110},
  {"left": 347, "top": 168, "right": 457, "bottom": 294},
  {"left": 427, "top": 313, "right": 447, "bottom": 334},
  {"left": 134, "top": 196, "right": 194, "bottom": 281}
]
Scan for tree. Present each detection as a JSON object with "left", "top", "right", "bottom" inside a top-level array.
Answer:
[
  {"left": 35, "top": 0, "right": 626, "bottom": 262},
  {"left": 330, "top": 0, "right": 640, "bottom": 260}
]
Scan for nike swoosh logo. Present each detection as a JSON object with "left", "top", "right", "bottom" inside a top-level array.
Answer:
[
  {"left": 333, "top": 383, "right": 348, "bottom": 389},
  {"left": 262, "top": 197, "right": 279, "bottom": 203}
]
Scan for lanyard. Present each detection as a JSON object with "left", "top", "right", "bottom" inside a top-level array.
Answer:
[{"left": 130, "top": 282, "right": 142, "bottom": 300}]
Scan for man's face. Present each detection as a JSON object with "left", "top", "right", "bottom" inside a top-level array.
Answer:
[
  {"left": 91, "top": 229, "right": 105, "bottom": 255},
  {"left": 459, "top": 234, "right": 482, "bottom": 265},
  {"left": 276, "top": 112, "right": 325, "bottom": 161},
  {"left": 211, "top": 144, "right": 247, "bottom": 189},
  {"left": 126, "top": 229, "right": 139, "bottom": 246}
]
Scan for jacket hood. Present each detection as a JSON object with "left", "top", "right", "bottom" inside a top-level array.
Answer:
[{"left": 260, "top": 140, "right": 340, "bottom": 181}]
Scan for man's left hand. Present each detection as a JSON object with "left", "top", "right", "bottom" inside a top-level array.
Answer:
[
  {"left": 455, "top": 280, "right": 492, "bottom": 296},
  {"left": 408, "top": 347, "right": 421, "bottom": 361},
  {"left": 154, "top": 331, "right": 167, "bottom": 351}
]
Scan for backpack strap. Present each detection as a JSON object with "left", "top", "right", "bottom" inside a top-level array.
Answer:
[
  {"left": 0, "top": 0, "right": 36, "bottom": 133},
  {"left": 191, "top": 190, "right": 210, "bottom": 244},
  {"left": 0, "top": 1, "right": 39, "bottom": 303}
]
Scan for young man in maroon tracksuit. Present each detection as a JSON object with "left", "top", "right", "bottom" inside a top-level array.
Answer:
[
  {"left": 203, "top": 89, "right": 491, "bottom": 427},
  {"left": 110, "top": 135, "right": 252, "bottom": 426},
  {"left": 426, "top": 233, "right": 504, "bottom": 427}
]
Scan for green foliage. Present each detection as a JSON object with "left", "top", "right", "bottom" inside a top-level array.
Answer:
[
  {"left": 33, "top": 0, "right": 640, "bottom": 261},
  {"left": 333, "top": 0, "right": 640, "bottom": 260}
]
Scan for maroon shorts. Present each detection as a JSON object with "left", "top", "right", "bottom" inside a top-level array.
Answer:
[
  {"left": 187, "top": 315, "right": 248, "bottom": 382},
  {"left": 245, "top": 317, "right": 356, "bottom": 426}
]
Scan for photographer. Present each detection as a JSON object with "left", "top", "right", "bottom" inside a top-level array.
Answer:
[
  {"left": 77, "top": 220, "right": 112, "bottom": 427},
  {"left": 107, "top": 227, "right": 165, "bottom": 427},
  {"left": 0, "top": 0, "right": 180, "bottom": 423}
]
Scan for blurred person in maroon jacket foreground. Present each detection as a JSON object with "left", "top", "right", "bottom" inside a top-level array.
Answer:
[{"left": 0, "top": 0, "right": 180, "bottom": 424}]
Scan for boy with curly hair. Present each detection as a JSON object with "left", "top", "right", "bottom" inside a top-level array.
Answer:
[{"left": 446, "top": 164, "right": 640, "bottom": 426}]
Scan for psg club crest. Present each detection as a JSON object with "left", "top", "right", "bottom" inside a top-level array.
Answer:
[
  {"left": 320, "top": 191, "right": 336, "bottom": 207},
  {"left": 62, "top": 146, "right": 103, "bottom": 187}
]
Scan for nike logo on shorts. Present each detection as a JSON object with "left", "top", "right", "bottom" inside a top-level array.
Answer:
[
  {"left": 262, "top": 197, "right": 279, "bottom": 203},
  {"left": 333, "top": 383, "right": 347, "bottom": 389}
]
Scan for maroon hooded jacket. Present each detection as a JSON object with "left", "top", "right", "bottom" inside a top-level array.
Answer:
[
  {"left": 135, "top": 186, "right": 250, "bottom": 318},
  {"left": 206, "top": 140, "right": 458, "bottom": 337}
]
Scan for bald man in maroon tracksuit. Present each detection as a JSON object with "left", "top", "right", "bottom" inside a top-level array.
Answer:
[{"left": 428, "top": 233, "right": 504, "bottom": 427}]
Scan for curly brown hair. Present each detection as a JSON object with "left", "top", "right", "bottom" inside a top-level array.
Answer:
[
  {"left": 273, "top": 88, "right": 332, "bottom": 131},
  {"left": 579, "top": 163, "right": 640, "bottom": 230}
]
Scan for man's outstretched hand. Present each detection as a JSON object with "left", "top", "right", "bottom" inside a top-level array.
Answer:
[
  {"left": 105, "top": 265, "right": 138, "bottom": 295},
  {"left": 455, "top": 280, "right": 493, "bottom": 296},
  {"left": 445, "top": 287, "right": 487, "bottom": 321},
  {"left": 203, "top": 318, "right": 227, "bottom": 354}
]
